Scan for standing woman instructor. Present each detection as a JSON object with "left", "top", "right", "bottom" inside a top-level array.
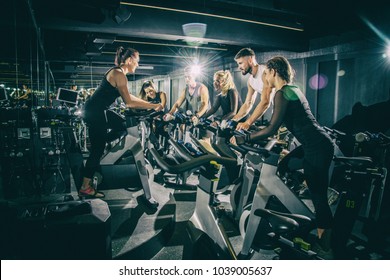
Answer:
[{"left": 80, "top": 47, "right": 163, "bottom": 198}]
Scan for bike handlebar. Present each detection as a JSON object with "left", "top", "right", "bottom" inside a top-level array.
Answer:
[
  {"left": 124, "top": 109, "right": 161, "bottom": 118},
  {"left": 149, "top": 147, "right": 237, "bottom": 174}
]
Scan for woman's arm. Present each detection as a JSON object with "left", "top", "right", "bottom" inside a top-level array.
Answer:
[
  {"left": 202, "top": 94, "right": 221, "bottom": 119},
  {"left": 115, "top": 71, "right": 161, "bottom": 110},
  {"left": 221, "top": 89, "right": 239, "bottom": 120},
  {"left": 231, "top": 91, "right": 288, "bottom": 145},
  {"left": 248, "top": 90, "right": 288, "bottom": 142}
]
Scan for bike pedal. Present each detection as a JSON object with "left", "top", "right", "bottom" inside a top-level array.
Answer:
[
  {"left": 293, "top": 237, "right": 311, "bottom": 251},
  {"left": 215, "top": 205, "right": 226, "bottom": 216}
]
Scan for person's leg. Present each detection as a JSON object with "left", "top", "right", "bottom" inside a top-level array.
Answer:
[
  {"left": 303, "top": 143, "right": 334, "bottom": 257},
  {"left": 80, "top": 125, "right": 106, "bottom": 196}
]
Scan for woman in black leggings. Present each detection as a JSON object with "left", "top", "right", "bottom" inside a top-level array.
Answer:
[
  {"left": 231, "top": 56, "right": 335, "bottom": 259},
  {"left": 81, "top": 47, "right": 163, "bottom": 198}
]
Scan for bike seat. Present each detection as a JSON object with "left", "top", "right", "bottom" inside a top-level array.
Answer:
[{"left": 254, "top": 208, "right": 312, "bottom": 235}]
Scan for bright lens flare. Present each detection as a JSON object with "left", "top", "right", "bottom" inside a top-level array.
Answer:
[
  {"left": 190, "top": 65, "right": 201, "bottom": 76},
  {"left": 309, "top": 74, "right": 328, "bottom": 90}
]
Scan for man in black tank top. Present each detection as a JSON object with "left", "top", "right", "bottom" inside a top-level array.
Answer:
[{"left": 80, "top": 47, "right": 162, "bottom": 198}]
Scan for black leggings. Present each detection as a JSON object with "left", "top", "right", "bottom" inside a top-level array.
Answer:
[
  {"left": 83, "top": 124, "right": 107, "bottom": 179},
  {"left": 303, "top": 142, "right": 335, "bottom": 229},
  {"left": 278, "top": 143, "right": 334, "bottom": 229}
]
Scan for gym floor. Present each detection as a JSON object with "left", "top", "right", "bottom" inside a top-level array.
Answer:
[
  {"left": 1, "top": 167, "right": 389, "bottom": 260},
  {"left": 104, "top": 169, "right": 280, "bottom": 260}
]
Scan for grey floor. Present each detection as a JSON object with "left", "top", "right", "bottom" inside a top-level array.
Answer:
[
  {"left": 1, "top": 166, "right": 389, "bottom": 260},
  {"left": 85, "top": 170, "right": 278, "bottom": 260}
]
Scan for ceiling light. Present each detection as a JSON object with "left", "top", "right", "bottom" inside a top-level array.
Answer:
[
  {"left": 121, "top": 2, "right": 304, "bottom": 31},
  {"left": 102, "top": 51, "right": 196, "bottom": 59},
  {"left": 93, "top": 36, "right": 116, "bottom": 44},
  {"left": 182, "top": 23, "right": 208, "bottom": 46},
  {"left": 114, "top": 39, "right": 227, "bottom": 51},
  {"left": 182, "top": 23, "right": 207, "bottom": 38},
  {"left": 85, "top": 42, "right": 102, "bottom": 56},
  {"left": 113, "top": 5, "right": 132, "bottom": 25},
  {"left": 138, "top": 65, "right": 154, "bottom": 70},
  {"left": 81, "top": 65, "right": 154, "bottom": 70}
]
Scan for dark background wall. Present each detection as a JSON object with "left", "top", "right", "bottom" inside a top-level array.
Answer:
[
  {"left": 202, "top": 39, "right": 390, "bottom": 128},
  {"left": 128, "top": 29, "right": 390, "bottom": 130}
]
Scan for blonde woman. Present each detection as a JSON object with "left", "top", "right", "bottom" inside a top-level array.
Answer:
[{"left": 202, "top": 70, "right": 242, "bottom": 122}]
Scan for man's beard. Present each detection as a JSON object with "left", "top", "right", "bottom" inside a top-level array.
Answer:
[{"left": 242, "top": 66, "right": 252, "bottom": 75}]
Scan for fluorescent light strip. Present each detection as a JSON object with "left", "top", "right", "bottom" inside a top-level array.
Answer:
[
  {"left": 82, "top": 65, "right": 154, "bottom": 70},
  {"left": 121, "top": 2, "right": 304, "bottom": 32},
  {"left": 114, "top": 39, "right": 228, "bottom": 51},
  {"left": 102, "top": 51, "right": 195, "bottom": 59}
]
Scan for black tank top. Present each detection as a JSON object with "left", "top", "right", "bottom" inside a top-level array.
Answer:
[
  {"left": 281, "top": 85, "right": 332, "bottom": 149},
  {"left": 83, "top": 67, "right": 122, "bottom": 124},
  {"left": 184, "top": 82, "right": 202, "bottom": 112},
  {"left": 147, "top": 91, "right": 162, "bottom": 104}
]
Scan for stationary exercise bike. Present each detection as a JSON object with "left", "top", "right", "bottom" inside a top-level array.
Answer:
[
  {"left": 237, "top": 141, "right": 316, "bottom": 257},
  {"left": 252, "top": 208, "right": 321, "bottom": 259},
  {"left": 330, "top": 132, "right": 390, "bottom": 259},
  {"left": 149, "top": 139, "right": 244, "bottom": 259},
  {"left": 97, "top": 108, "right": 161, "bottom": 208},
  {"left": 150, "top": 129, "right": 293, "bottom": 259},
  {"left": 196, "top": 119, "right": 263, "bottom": 222},
  {"left": 160, "top": 113, "right": 231, "bottom": 190},
  {"left": 237, "top": 131, "right": 390, "bottom": 260}
]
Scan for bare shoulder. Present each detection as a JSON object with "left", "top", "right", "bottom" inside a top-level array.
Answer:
[
  {"left": 110, "top": 67, "right": 125, "bottom": 77},
  {"left": 107, "top": 68, "right": 126, "bottom": 87},
  {"left": 200, "top": 83, "right": 209, "bottom": 92}
]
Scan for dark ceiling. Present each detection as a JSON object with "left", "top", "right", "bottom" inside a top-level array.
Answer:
[{"left": 1, "top": 0, "right": 389, "bottom": 91}]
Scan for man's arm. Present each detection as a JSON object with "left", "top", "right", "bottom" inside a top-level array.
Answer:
[
  {"left": 18, "top": 92, "right": 30, "bottom": 100},
  {"left": 232, "top": 81, "right": 256, "bottom": 122},
  {"left": 196, "top": 84, "right": 209, "bottom": 117},
  {"left": 168, "top": 88, "right": 186, "bottom": 115},
  {"left": 160, "top": 91, "right": 167, "bottom": 108},
  {"left": 236, "top": 72, "right": 273, "bottom": 130}
]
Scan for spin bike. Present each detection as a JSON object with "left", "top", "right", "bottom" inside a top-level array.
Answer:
[
  {"left": 196, "top": 119, "right": 264, "bottom": 223},
  {"left": 97, "top": 108, "right": 161, "bottom": 208},
  {"left": 149, "top": 129, "right": 292, "bottom": 259},
  {"left": 237, "top": 132, "right": 390, "bottom": 259},
  {"left": 237, "top": 141, "right": 316, "bottom": 257},
  {"left": 149, "top": 139, "right": 242, "bottom": 259},
  {"left": 330, "top": 132, "right": 390, "bottom": 259}
]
